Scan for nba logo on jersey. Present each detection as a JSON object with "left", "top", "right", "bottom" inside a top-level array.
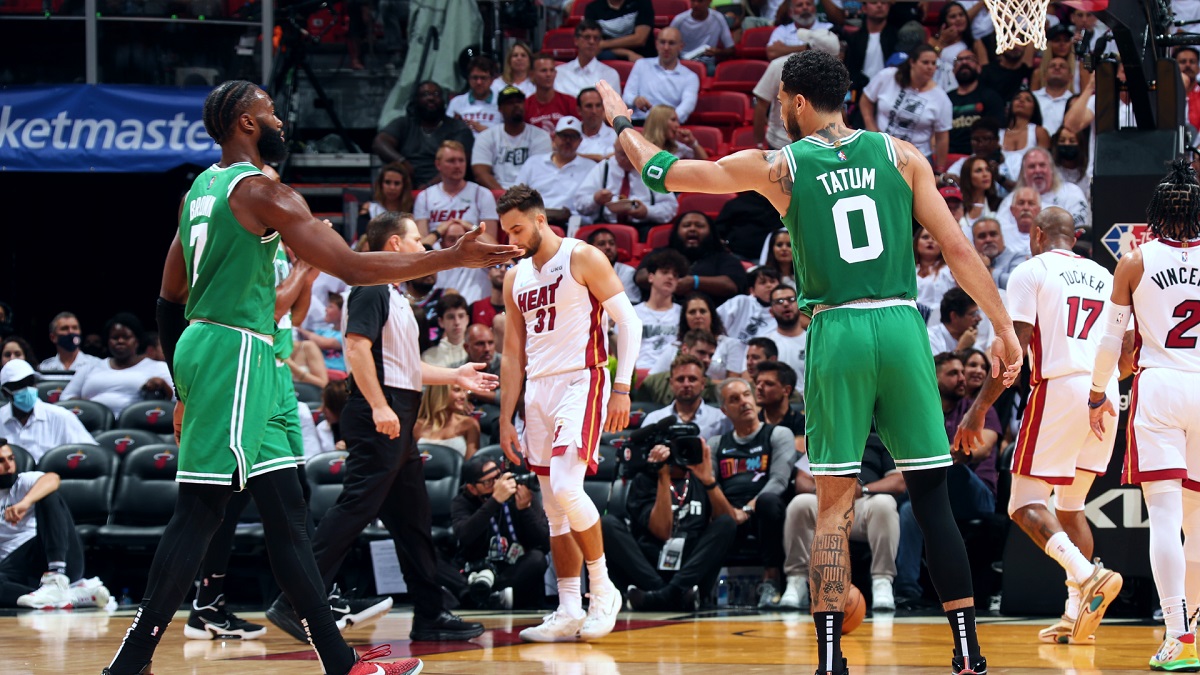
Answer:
[{"left": 837, "top": 150, "right": 848, "bottom": 162}]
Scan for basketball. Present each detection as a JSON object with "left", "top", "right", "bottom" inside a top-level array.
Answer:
[{"left": 843, "top": 585, "right": 866, "bottom": 635}]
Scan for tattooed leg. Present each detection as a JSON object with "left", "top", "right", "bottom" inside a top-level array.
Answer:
[
  {"left": 1012, "top": 504, "right": 1064, "bottom": 549},
  {"left": 810, "top": 475, "right": 858, "bottom": 612}
]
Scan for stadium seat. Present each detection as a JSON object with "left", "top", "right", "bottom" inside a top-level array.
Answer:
[
  {"left": 117, "top": 400, "right": 175, "bottom": 435},
  {"left": 681, "top": 125, "right": 726, "bottom": 158},
  {"left": 96, "top": 444, "right": 180, "bottom": 551},
  {"left": 730, "top": 125, "right": 758, "bottom": 152},
  {"left": 36, "top": 380, "right": 66, "bottom": 403},
  {"left": 688, "top": 91, "right": 751, "bottom": 129},
  {"left": 420, "top": 443, "right": 464, "bottom": 551},
  {"left": 575, "top": 224, "right": 639, "bottom": 261},
  {"left": 602, "top": 59, "right": 634, "bottom": 89},
  {"left": 709, "top": 59, "right": 768, "bottom": 92},
  {"left": 607, "top": 478, "right": 630, "bottom": 519},
  {"left": 645, "top": 223, "right": 673, "bottom": 251},
  {"left": 8, "top": 444, "right": 35, "bottom": 473},
  {"left": 628, "top": 401, "right": 663, "bottom": 429},
  {"left": 678, "top": 192, "right": 737, "bottom": 220},
  {"left": 93, "top": 429, "right": 164, "bottom": 461},
  {"left": 653, "top": 0, "right": 688, "bottom": 26},
  {"left": 305, "top": 450, "right": 349, "bottom": 524},
  {"left": 293, "top": 381, "right": 323, "bottom": 407},
  {"left": 543, "top": 27, "right": 577, "bottom": 60},
  {"left": 583, "top": 445, "right": 620, "bottom": 512},
  {"left": 680, "top": 59, "right": 707, "bottom": 90},
  {"left": 37, "top": 443, "right": 117, "bottom": 542},
  {"left": 565, "top": 0, "right": 595, "bottom": 26},
  {"left": 735, "top": 26, "right": 774, "bottom": 60},
  {"left": 54, "top": 400, "right": 114, "bottom": 434}
]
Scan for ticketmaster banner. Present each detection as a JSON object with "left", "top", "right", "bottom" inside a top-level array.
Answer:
[{"left": 0, "top": 85, "right": 220, "bottom": 172}]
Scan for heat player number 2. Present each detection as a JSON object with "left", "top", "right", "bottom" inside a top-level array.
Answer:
[{"left": 533, "top": 306, "right": 557, "bottom": 334}]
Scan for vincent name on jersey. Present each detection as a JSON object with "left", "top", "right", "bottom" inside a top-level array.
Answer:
[
  {"left": 1058, "top": 269, "right": 1106, "bottom": 293},
  {"left": 1149, "top": 265, "right": 1200, "bottom": 291},
  {"left": 517, "top": 276, "right": 563, "bottom": 314},
  {"left": 815, "top": 167, "right": 876, "bottom": 197}
]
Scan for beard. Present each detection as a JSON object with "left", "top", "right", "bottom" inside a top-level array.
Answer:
[
  {"left": 417, "top": 102, "right": 446, "bottom": 123},
  {"left": 954, "top": 67, "right": 978, "bottom": 86},
  {"left": 508, "top": 110, "right": 525, "bottom": 126},
  {"left": 777, "top": 314, "right": 799, "bottom": 330},
  {"left": 519, "top": 228, "right": 544, "bottom": 259},
  {"left": 783, "top": 109, "right": 804, "bottom": 142},
  {"left": 257, "top": 125, "right": 288, "bottom": 164}
]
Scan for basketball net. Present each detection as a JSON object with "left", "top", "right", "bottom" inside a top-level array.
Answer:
[{"left": 985, "top": 0, "right": 1049, "bottom": 53}]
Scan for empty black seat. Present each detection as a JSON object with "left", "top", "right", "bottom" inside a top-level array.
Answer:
[
  {"left": 305, "top": 450, "right": 349, "bottom": 525},
  {"left": 37, "top": 443, "right": 117, "bottom": 542},
  {"left": 93, "top": 429, "right": 165, "bottom": 461},
  {"left": 96, "top": 444, "right": 180, "bottom": 551},
  {"left": 54, "top": 400, "right": 115, "bottom": 433},
  {"left": 117, "top": 400, "right": 175, "bottom": 435}
]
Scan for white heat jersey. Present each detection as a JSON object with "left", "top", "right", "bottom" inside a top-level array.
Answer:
[
  {"left": 1006, "top": 250, "right": 1115, "bottom": 383},
  {"left": 1132, "top": 238, "right": 1200, "bottom": 372},
  {"left": 512, "top": 238, "right": 607, "bottom": 379}
]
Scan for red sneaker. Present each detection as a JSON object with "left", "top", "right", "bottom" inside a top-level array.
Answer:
[{"left": 347, "top": 645, "right": 423, "bottom": 675}]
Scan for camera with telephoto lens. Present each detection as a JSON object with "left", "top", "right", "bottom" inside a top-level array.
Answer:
[
  {"left": 618, "top": 416, "right": 704, "bottom": 476},
  {"left": 502, "top": 459, "right": 540, "bottom": 490}
]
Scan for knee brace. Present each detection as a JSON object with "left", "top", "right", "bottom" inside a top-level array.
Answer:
[
  {"left": 549, "top": 449, "right": 600, "bottom": 532},
  {"left": 1007, "top": 474, "right": 1054, "bottom": 517},
  {"left": 1052, "top": 473, "right": 1096, "bottom": 512},
  {"left": 537, "top": 474, "right": 571, "bottom": 537}
]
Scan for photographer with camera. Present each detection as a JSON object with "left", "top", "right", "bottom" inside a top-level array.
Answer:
[
  {"left": 450, "top": 456, "right": 550, "bottom": 610},
  {"left": 602, "top": 423, "right": 737, "bottom": 612}
]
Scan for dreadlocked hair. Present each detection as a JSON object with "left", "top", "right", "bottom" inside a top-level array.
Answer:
[
  {"left": 1146, "top": 157, "right": 1200, "bottom": 240},
  {"left": 202, "top": 80, "right": 259, "bottom": 144}
]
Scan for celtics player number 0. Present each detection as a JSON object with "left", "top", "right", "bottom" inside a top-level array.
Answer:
[
  {"left": 831, "top": 194, "right": 884, "bottom": 264},
  {"left": 189, "top": 222, "right": 209, "bottom": 286}
]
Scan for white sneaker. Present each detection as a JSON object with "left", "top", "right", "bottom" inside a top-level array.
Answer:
[
  {"left": 17, "top": 572, "right": 69, "bottom": 609},
  {"left": 519, "top": 610, "right": 585, "bottom": 643},
  {"left": 778, "top": 575, "right": 808, "bottom": 610},
  {"left": 872, "top": 577, "right": 895, "bottom": 611},
  {"left": 579, "top": 586, "right": 622, "bottom": 640},
  {"left": 64, "top": 578, "right": 111, "bottom": 609}
]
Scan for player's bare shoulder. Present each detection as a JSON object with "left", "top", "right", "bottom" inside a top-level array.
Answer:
[
  {"left": 229, "top": 173, "right": 306, "bottom": 236},
  {"left": 569, "top": 240, "right": 611, "bottom": 283},
  {"left": 1113, "top": 245, "right": 1146, "bottom": 293}
]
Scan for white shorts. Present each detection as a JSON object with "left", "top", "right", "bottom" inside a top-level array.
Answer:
[
  {"left": 523, "top": 366, "right": 609, "bottom": 476},
  {"left": 1125, "top": 368, "right": 1200, "bottom": 489},
  {"left": 1012, "top": 372, "right": 1118, "bottom": 484}
]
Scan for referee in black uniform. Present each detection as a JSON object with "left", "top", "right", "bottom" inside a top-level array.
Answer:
[{"left": 269, "top": 212, "right": 496, "bottom": 641}]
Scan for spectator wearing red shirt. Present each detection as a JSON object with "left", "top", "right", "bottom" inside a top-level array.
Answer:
[
  {"left": 524, "top": 53, "right": 579, "bottom": 135},
  {"left": 469, "top": 265, "right": 508, "bottom": 328}
]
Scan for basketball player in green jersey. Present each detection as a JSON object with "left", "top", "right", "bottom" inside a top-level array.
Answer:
[
  {"left": 596, "top": 51, "right": 1021, "bottom": 675},
  {"left": 104, "top": 81, "right": 518, "bottom": 675}
]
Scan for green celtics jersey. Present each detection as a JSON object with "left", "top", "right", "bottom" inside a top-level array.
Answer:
[
  {"left": 179, "top": 162, "right": 277, "bottom": 337},
  {"left": 272, "top": 243, "right": 295, "bottom": 360},
  {"left": 781, "top": 130, "right": 917, "bottom": 313}
]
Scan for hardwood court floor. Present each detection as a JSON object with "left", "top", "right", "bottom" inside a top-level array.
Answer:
[{"left": 4, "top": 607, "right": 1169, "bottom": 674}]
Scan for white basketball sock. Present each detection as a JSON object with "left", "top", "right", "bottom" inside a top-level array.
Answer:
[
  {"left": 1045, "top": 531, "right": 1094, "bottom": 583},
  {"left": 586, "top": 555, "right": 613, "bottom": 594},
  {"left": 1064, "top": 583, "right": 1081, "bottom": 621},
  {"left": 558, "top": 577, "right": 585, "bottom": 619}
]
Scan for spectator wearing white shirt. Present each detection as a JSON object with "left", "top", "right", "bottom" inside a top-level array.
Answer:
[
  {"left": 668, "top": 0, "right": 734, "bottom": 75},
  {"left": 574, "top": 139, "right": 679, "bottom": 227},
  {"left": 447, "top": 56, "right": 502, "bottom": 137},
  {"left": 0, "top": 360, "right": 94, "bottom": 462},
  {"left": 759, "top": 285, "right": 807, "bottom": 395},
  {"left": 585, "top": 227, "right": 641, "bottom": 304},
  {"left": 363, "top": 162, "right": 415, "bottom": 222},
  {"left": 415, "top": 140, "right": 499, "bottom": 243},
  {"left": 1032, "top": 56, "right": 1073, "bottom": 136},
  {"left": 428, "top": 222, "right": 492, "bottom": 305},
  {"left": 622, "top": 28, "right": 700, "bottom": 123},
  {"left": 861, "top": 46, "right": 954, "bottom": 172},
  {"left": 514, "top": 116, "right": 597, "bottom": 218},
  {"left": 915, "top": 226, "right": 958, "bottom": 326},
  {"left": 717, "top": 267, "right": 779, "bottom": 345},
  {"left": 927, "top": 288, "right": 992, "bottom": 354},
  {"left": 575, "top": 87, "right": 619, "bottom": 162},
  {"left": 555, "top": 20, "right": 622, "bottom": 98},
  {"left": 37, "top": 313, "right": 100, "bottom": 379},
  {"left": 766, "top": 0, "right": 835, "bottom": 61},
  {"left": 996, "top": 147, "right": 1089, "bottom": 232},
  {"left": 60, "top": 313, "right": 173, "bottom": 418},
  {"left": 490, "top": 41, "right": 537, "bottom": 98},
  {"left": 471, "top": 86, "right": 553, "bottom": 192},
  {"left": 633, "top": 250, "right": 689, "bottom": 370},
  {"left": 971, "top": 217, "right": 1026, "bottom": 290},
  {"left": 996, "top": 186, "right": 1041, "bottom": 256}
]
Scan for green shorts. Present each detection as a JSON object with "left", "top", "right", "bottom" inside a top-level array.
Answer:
[
  {"left": 274, "top": 360, "right": 306, "bottom": 463},
  {"left": 174, "top": 322, "right": 296, "bottom": 489},
  {"left": 804, "top": 302, "right": 952, "bottom": 475}
]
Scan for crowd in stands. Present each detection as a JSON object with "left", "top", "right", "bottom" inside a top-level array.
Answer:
[{"left": 12, "top": 0, "right": 1198, "bottom": 616}]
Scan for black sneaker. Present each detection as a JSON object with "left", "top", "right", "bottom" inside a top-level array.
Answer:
[
  {"left": 952, "top": 654, "right": 987, "bottom": 675},
  {"left": 265, "top": 597, "right": 309, "bottom": 643},
  {"left": 409, "top": 610, "right": 485, "bottom": 641},
  {"left": 101, "top": 661, "right": 152, "bottom": 674},
  {"left": 328, "top": 585, "right": 393, "bottom": 632},
  {"left": 814, "top": 657, "right": 848, "bottom": 675},
  {"left": 184, "top": 596, "right": 267, "bottom": 640}
]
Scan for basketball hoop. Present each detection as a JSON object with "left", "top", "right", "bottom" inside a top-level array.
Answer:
[{"left": 986, "top": 0, "right": 1050, "bottom": 53}]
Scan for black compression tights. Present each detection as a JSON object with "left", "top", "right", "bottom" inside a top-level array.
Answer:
[
  {"left": 904, "top": 466, "right": 974, "bottom": 603},
  {"left": 106, "top": 470, "right": 355, "bottom": 675}
]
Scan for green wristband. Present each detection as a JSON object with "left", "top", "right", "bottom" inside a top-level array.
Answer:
[{"left": 641, "top": 150, "right": 678, "bottom": 194}]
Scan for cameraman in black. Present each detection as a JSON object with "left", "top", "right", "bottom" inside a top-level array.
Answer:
[
  {"left": 450, "top": 456, "right": 550, "bottom": 609},
  {"left": 601, "top": 427, "right": 738, "bottom": 612}
]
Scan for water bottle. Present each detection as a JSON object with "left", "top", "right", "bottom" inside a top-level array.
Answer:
[
  {"left": 119, "top": 588, "right": 134, "bottom": 607},
  {"left": 716, "top": 570, "right": 729, "bottom": 607}
]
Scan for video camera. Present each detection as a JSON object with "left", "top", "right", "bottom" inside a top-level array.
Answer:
[{"left": 618, "top": 416, "right": 704, "bottom": 475}]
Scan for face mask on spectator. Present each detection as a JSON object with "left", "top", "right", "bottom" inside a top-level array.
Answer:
[
  {"left": 0, "top": 473, "right": 15, "bottom": 489},
  {"left": 1056, "top": 146, "right": 1080, "bottom": 161},
  {"left": 12, "top": 387, "right": 37, "bottom": 413},
  {"left": 57, "top": 332, "right": 81, "bottom": 352}
]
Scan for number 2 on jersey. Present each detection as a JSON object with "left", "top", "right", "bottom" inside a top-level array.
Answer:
[
  {"left": 189, "top": 222, "right": 209, "bottom": 287},
  {"left": 1065, "top": 296, "right": 1103, "bottom": 339},
  {"left": 1166, "top": 300, "right": 1200, "bottom": 349},
  {"left": 533, "top": 306, "right": 557, "bottom": 333}
]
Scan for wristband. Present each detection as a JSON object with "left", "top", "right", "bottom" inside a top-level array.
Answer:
[
  {"left": 641, "top": 150, "right": 678, "bottom": 194},
  {"left": 613, "top": 115, "right": 634, "bottom": 136},
  {"left": 693, "top": 274, "right": 700, "bottom": 289},
  {"left": 1087, "top": 393, "right": 1107, "bottom": 409},
  {"left": 703, "top": 481, "right": 718, "bottom": 490},
  {"left": 612, "top": 388, "right": 630, "bottom": 396}
]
